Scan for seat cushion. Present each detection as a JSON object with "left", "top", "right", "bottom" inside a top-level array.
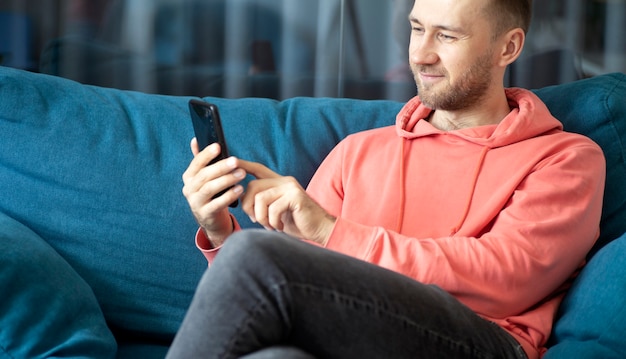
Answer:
[
  {"left": 0, "top": 212, "right": 116, "bottom": 358},
  {"left": 545, "top": 232, "right": 626, "bottom": 358},
  {"left": 0, "top": 66, "right": 206, "bottom": 344}
]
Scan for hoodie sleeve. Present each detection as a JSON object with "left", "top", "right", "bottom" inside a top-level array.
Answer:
[
  {"left": 195, "top": 213, "right": 242, "bottom": 265},
  {"left": 308, "top": 137, "right": 606, "bottom": 320}
]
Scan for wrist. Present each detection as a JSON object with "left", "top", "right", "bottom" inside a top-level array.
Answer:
[
  {"left": 316, "top": 214, "right": 337, "bottom": 247},
  {"left": 203, "top": 214, "right": 236, "bottom": 248}
]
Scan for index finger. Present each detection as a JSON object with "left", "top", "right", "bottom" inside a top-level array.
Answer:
[{"left": 236, "top": 159, "right": 280, "bottom": 180}]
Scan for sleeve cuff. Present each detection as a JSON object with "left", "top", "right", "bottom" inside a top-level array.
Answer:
[
  {"left": 195, "top": 214, "right": 241, "bottom": 264},
  {"left": 324, "top": 217, "right": 374, "bottom": 260}
]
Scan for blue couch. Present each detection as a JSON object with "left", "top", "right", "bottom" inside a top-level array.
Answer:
[{"left": 0, "top": 65, "right": 625, "bottom": 358}]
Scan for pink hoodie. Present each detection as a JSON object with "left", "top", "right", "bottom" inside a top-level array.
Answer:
[
  {"left": 196, "top": 89, "right": 605, "bottom": 358},
  {"left": 306, "top": 89, "right": 605, "bottom": 358}
]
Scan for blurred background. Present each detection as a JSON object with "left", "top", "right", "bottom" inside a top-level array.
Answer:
[{"left": 1, "top": 0, "right": 624, "bottom": 102}]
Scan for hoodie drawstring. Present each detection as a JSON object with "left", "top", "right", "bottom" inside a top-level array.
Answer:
[
  {"left": 397, "top": 138, "right": 407, "bottom": 233},
  {"left": 450, "top": 145, "right": 491, "bottom": 235}
]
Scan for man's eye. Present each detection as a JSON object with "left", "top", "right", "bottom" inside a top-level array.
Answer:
[
  {"left": 412, "top": 27, "right": 425, "bottom": 33},
  {"left": 438, "top": 33, "right": 456, "bottom": 41}
]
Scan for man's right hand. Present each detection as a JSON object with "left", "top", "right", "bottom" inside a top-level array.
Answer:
[{"left": 182, "top": 138, "right": 246, "bottom": 247}]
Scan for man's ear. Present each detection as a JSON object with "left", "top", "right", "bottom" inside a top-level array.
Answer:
[{"left": 498, "top": 28, "right": 525, "bottom": 67}]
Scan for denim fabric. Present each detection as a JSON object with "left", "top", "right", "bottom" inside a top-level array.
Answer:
[
  {"left": 167, "top": 230, "right": 527, "bottom": 359},
  {"left": 241, "top": 346, "right": 316, "bottom": 359}
]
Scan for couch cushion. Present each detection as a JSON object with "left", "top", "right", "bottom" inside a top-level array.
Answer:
[
  {"left": 544, "top": 231, "right": 626, "bottom": 358},
  {"left": 534, "top": 73, "right": 626, "bottom": 257},
  {"left": 1, "top": 63, "right": 624, "bottom": 357},
  {"left": 0, "top": 66, "right": 206, "bottom": 344},
  {"left": 0, "top": 212, "right": 116, "bottom": 358},
  {"left": 0, "top": 66, "right": 403, "bottom": 351}
]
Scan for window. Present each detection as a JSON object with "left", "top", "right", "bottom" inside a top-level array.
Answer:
[{"left": 1, "top": 0, "right": 624, "bottom": 101}]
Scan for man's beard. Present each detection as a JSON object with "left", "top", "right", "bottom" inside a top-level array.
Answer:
[{"left": 412, "top": 52, "right": 493, "bottom": 111}]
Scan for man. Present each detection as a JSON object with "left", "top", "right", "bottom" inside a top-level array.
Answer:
[{"left": 168, "top": 0, "right": 605, "bottom": 358}]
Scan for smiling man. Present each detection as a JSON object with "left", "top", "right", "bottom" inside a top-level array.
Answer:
[{"left": 167, "top": 0, "right": 606, "bottom": 358}]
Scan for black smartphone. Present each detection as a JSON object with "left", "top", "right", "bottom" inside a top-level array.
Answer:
[{"left": 188, "top": 99, "right": 239, "bottom": 207}]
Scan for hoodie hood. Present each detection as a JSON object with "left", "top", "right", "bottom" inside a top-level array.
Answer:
[
  {"left": 393, "top": 88, "right": 565, "bottom": 235},
  {"left": 395, "top": 88, "right": 563, "bottom": 147}
]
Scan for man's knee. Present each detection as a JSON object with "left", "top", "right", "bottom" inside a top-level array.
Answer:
[
  {"left": 217, "top": 229, "right": 296, "bottom": 269},
  {"left": 241, "top": 346, "right": 316, "bottom": 359}
]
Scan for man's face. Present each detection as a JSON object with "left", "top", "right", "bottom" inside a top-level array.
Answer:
[{"left": 408, "top": 0, "right": 496, "bottom": 111}]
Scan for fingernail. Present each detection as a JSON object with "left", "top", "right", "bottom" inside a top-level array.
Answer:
[
  {"left": 226, "top": 157, "right": 237, "bottom": 167},
  {"left": 233, "top": 169, "right": 245, "bottom": 178}
]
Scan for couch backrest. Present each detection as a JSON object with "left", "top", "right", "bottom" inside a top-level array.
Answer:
[
  {"left": 0, "top": 66, "right": 402, "bottom": 342},
  {"left": 0, "top": 65, "right": 624, "bottom": 343},
  {"left": 0, "top": 66, "right": 203, "bottom": 338},
  {"left": 206, "top": 96, "right": 404, "bottom": 228},
  {"left": 212, "top": 73, "right": 626, "bottom": 258}
]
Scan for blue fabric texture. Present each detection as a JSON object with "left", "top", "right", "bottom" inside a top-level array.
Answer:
[
  {"left": 0, "top": 67, "right": 206, "bottom": 345},
  {"left": 0, "top": 66, "right": 401, "bottom": 356},
  {"left": 0, "top": 212, "right": 116, "bottom": 358},
  {"left": 0, "top": 64, "right": 625, "bottom": 357},
  {"left": 545, "top": 232, "right": 626, "bottom": 359}
]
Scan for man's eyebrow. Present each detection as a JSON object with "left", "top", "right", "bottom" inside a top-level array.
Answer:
[{"left": 408, "top": 16, "right": 465, "bottom": 33}]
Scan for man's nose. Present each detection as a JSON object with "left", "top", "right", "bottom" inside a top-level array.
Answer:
[{"left": 409, "top": 36, "right": 439, "bottom": 65}]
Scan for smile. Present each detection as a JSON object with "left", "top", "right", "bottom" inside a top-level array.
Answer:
[{"left": 419, "top": 73, "right": 444, "bottom": 82}]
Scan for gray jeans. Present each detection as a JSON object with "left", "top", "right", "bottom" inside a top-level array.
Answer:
[{"left": 167, "top": 229, "right": 528, "bottom": 359}]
